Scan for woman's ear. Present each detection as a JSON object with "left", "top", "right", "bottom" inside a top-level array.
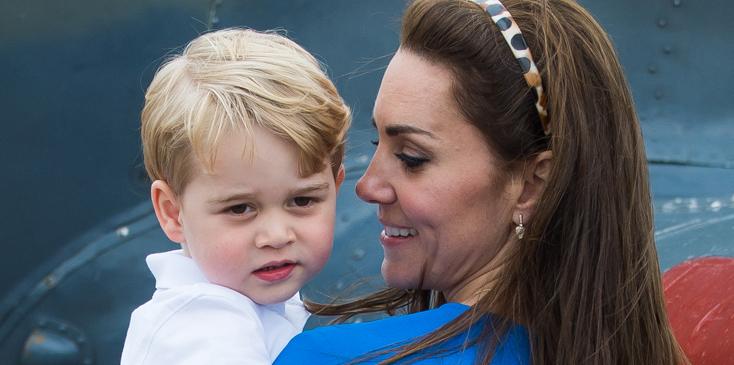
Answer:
[
  {"left": 335, "top": 164, "right": 346, "bottom": 192},
  {"left": 514, "top": 150, "right": 553, "bottom": 223},
  {"left": 150, "top": 180, "right": 186, "bottom": 244}
]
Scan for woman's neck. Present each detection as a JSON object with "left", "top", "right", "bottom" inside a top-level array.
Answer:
[{"left": 443, "top": 237, "right": 515, "bottom": 306}]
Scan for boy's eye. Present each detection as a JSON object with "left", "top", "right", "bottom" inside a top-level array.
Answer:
[
  {"left": 229, "top": 204, "right": 254, "bottom": 215},
  {"left": 292, "top": 197, "right": 316, "bottom": 207},
  {"left": 371, "top": 139, "right": 379, "bottom": 146},
  {"left": 395, "top": 153, "right": 429, "bottom": 169}
]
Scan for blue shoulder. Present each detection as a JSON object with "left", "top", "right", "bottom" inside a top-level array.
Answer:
[
  {"left": 492, "top": 325, "right": 531, "bottom": 365},
  {"left": 275, "top": 303, "right": 531, "bottom": 365}
]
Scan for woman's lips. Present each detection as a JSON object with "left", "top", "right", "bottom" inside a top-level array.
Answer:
[
  {"left": 253, "top": 261, "right": 296, "bottom": 282},
  {"left": 380, "top": 228, "right": 417, "bottom": 247},
  {"left": 384, "top": 225, "right": 418, "bottom": 237}
]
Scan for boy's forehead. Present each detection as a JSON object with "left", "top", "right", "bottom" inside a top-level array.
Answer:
[
  {"left": 200, "top": 173, "right": 333, "bottom": 206},
  {"left": 189, "top": 150, "right": 333, "bottom": 191},
  {"left": 182, "top": 124, "right": 336, "bottom": 196}
]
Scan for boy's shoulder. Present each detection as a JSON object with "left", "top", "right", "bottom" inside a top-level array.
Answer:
[
  {"left": 143, "top": 281, "right": 260, "bottom": 319},
  {"left": 138, "top": 249, "right": 262, "bottom": 326},
  {"left": 121, "top": 249, "right": 309, "bottom": 364},
  {"left": 121, "top": 281, "right": 267, "bottom": 364},
  {"left": 130, "top": 280, "right": 264, "bottom": 338}
]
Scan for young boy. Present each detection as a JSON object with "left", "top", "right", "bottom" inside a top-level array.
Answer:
[{"left": 120, "top": 28, "right": 350, "bottom": 364}]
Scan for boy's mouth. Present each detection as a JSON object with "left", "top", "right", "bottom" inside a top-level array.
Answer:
[
  {"left": 255, "top": 261, "right": 294, "bottom": 272},
  {"left": 253, "top": 261, "right": 296, "bottom": 282}
]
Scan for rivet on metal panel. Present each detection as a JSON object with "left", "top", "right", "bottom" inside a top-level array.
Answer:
[
  {"left": 42, "top": 275, "right": 58, "bottom": 288},
  {"left": 207, "top": 0, "right": 223, "bottom": 30},
  {"left": 648, "top": 65, "right": 658, "bottom": 74},
  {"left": 340, "top": 213, "right": 350, "bottom": 223},
  {"left": 662, "top": 45, "right": 673, "bottom": 55},
  {"left": 688, "top": 199, "right": 700, "bottom": 212},
  {"left": 672, "top": 0, "right": 682, "bottom": 7},
  {"left": 662, "top": 201, "right": 676, "bottom": 214},
  {"left": 654, "top": 90, "right": 664, "bottom": 100},
  {"left": 116, "top": 226, "right": 130, "bottom": 238},
  {"left": 711, "top": 201, "right": 723, "bottom": 212},
  {"left": 82, "top": 358, "right": 93, "bottom": 365},
  {"left": 352, "top": 248, "right": 366, "bottom": 261},
  {"left": 657, "top": 18, "right": 669, "bottom": 28}
]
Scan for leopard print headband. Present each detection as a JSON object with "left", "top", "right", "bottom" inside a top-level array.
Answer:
[{"left": 471, "top": 0, "right": 550, "bottom": 135}]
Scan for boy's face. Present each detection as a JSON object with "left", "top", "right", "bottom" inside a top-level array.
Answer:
[{"left": 174, "top": 126, "right": 340, "bottom": 305}]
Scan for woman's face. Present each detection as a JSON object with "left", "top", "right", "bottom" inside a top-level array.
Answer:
[{"left": 356, "top": 49, "right": 518, "bottom": 304}]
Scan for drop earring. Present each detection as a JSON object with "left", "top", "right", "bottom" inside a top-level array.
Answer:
[{"left": 515, "top": 214, "right": 525, "bottom": 240}]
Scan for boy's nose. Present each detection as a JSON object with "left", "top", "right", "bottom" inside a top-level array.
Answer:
[{"left": 254, "top": 216, "right": 295, "bottom": 249}]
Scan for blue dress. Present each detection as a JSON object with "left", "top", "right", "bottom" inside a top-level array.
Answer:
[{"left": 274, "top": 302, "right": 530, "bottom": 364}]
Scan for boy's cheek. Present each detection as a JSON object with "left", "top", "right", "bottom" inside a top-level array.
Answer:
[
  {"left": 314, "top": 236, "right": 335, "bottom": 272},
  {"left": 198, "top": 252, "right": 247, "bottom": 288},
  {"left": 299, "top": 226, "right": 334, "bottom": 270}
]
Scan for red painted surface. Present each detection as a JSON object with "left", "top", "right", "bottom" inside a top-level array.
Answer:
[{"left": 664, "top": 257, "right": 734, "bottom": 365}]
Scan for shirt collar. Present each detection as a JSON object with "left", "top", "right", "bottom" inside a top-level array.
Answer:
[
  {"left": 145, "top": 249, "right": 305, "bottom": 314},
  {"left": 146, "top": 249, "right": 209, "bottom": 289}
]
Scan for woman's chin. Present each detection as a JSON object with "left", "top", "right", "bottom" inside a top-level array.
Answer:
[{"left": 381, "top": 260, "right": 422, "bottom": 289}]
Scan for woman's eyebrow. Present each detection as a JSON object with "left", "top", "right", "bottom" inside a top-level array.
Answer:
[{"left": 371, "top": 118, "right": 437, "bottom": 139}]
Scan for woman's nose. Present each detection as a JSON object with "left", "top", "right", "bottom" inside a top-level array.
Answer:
[{"left": 355, "top": 157, "right": 396, "bottom": 205}]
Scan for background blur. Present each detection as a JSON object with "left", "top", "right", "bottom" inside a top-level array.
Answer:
[{"left": 1, "top": 0, "right": 732, "bottom": 363}]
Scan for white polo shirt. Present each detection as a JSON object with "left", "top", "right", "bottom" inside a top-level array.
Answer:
[{"left": 120, "top": 250, "right": 310, "bottom": 365}]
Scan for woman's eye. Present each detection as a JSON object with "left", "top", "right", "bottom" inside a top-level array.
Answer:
[
  {"left": 395, "top": 153, "right": 429, "bottom": 169},
  {"left": 229, "top": 204, "right": 253, "bottom": 215},
  {"left": 292, "top": 197, "right": 316, "bottom": 207}
]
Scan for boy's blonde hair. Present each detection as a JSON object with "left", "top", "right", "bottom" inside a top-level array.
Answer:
[{"left": 141, "top": 28, "right": 351, "bottom": 194}]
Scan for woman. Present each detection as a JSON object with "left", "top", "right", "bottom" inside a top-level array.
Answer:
[{"left": 276, "top": 0, "right": 687, "bottom": 363}]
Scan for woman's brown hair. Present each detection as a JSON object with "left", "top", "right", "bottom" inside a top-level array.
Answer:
[{"left": 308, "top": 0, "right": 688, "bottom": 363}]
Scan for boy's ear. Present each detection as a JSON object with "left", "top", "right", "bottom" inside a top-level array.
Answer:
[
  {"left": 150, "top": 180, "right": 186, "bottom": 244},
  {"left": 514, "top": 150, "right": 553, "bottom": 223},
  {"left": 334, "top": 164, "right": 346, "bottom": 192}
]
